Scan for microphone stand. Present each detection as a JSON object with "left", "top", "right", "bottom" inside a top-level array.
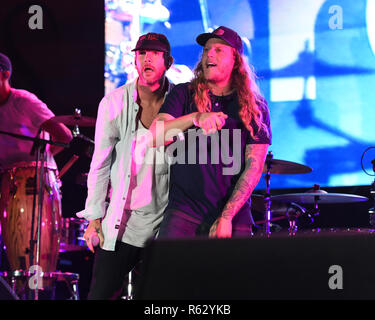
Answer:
[
  {"left": 264, "top": 151, "right": 273, "bottom": 236},
  {"left": 0, "top": 130, "right": 69, "bottom": 300}
]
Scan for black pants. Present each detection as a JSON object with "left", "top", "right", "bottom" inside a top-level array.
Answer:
[
  {"left": 159, "top": 209, "right": 253, "bottom": 238},
  {"left": 87, "top": 241, "right": 143, "bottom": 300}
]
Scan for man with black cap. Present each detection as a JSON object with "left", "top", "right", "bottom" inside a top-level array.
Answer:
[
  {"left": 0, "top": 52, "right": 72, "bottom": 172},
  {"left": 77, "top": 33, "right": 174, "bottom": 299},
  {"left": 150, "top": 26, "right": 272, "bottom": 238}
]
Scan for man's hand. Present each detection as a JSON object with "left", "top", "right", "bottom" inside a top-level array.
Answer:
[
  {"left": 193, "top": 112, "right": 228, "bottom": 135},
  {"left": 40, "top": 118, "right": 73, "bottom": 156},
  {"left": 209, "top": 217, "right": 232, "bottom": 238},
  {"left": 83, "top": 219, "right": 104, "bottom": 253}
]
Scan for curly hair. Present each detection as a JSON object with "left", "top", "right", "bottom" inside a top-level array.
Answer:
[{"left": 189, "top": 49, "right": 269, "bottom": 140}]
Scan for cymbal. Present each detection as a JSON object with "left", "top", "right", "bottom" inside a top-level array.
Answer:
[
  {"left": 51, "top": 115, "right": 96, "bottom": 127},
  {"left": 263, "top": 159, "right": 312, "bottom": 174},
  {"left": 271, "top": 191, "right": 368, "bottom": 204},
  {"left": 251, "top": 194, "right": 289, "bottom": 215}
]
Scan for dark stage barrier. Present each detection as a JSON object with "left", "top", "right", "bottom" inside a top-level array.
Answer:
[
  {"left": 136, "top": 231, "right": 375, "bottom": 300},
  {"left": 0, "top": 276, "right": 19, "bottom": 300}
]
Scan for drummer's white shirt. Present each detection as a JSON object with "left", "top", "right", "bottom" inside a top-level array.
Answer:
[
  {"left": 77, "top": 80, "right": 171, "bottom": 250},
  {"left": 0, "top": 88, "right": 57, "bottom": 170}
]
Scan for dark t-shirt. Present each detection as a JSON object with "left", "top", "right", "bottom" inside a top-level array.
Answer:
[{"left": 159, "top": 82, "right": 272, "bottom": 227}]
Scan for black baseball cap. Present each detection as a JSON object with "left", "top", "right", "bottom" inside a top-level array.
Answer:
[
  {"left": 0, "top": 53, "right": 12, "bottom": 75},
  {"left": 132, "top": 32, "right": 171, "bottom": 55},
  {"left": 196, "top": 26, "right": 243, "bottom": 54}
]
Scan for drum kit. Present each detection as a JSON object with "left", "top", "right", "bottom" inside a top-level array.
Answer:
[
  {"left": 0, "top": 109, "right": 371, "bottom": 299},
  {"left": 253, "top": 151, "right": 369, "bottom": 236},
  {"left": 0, "top": 109, "right": 96, "bottom": 299}
]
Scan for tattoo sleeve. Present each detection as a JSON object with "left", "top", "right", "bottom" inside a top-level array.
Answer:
[{"left": 221, "top": 144, "right": 269, "bottom": 220}]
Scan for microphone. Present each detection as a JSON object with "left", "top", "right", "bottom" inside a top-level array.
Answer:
[
  {"left": 91, "top": 234, "right": 100, "bottom": 247},
  {"left": 290, "top": 202, "right": 306, "bottom": 214}
]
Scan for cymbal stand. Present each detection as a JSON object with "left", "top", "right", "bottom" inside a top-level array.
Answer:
[
  {"left": 310, "top": 184, "right": 321, "bottom": 218},
  {"left": 72, "top": 108, "right": 82, "bottom": 137},
  {"left": 286, "top": 206, "right": 298, "bottom": 236},
  {"left": 368, "top": 160, "right": 375, "bottom": 226},
  {"left": 30, "top": 137, "right": 47, "bottom": 300},
  {"left": 264, "top": 151, "right": 273, "bottom": 236},
  {"left": 29, "top": 132, "right": 69, "bottom": 300},
  {"left": 286, "top": 202, "right": 308, "bottom": 235}
]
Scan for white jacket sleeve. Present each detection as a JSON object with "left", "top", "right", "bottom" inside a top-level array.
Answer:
[{"left": 76, "top": 95, "right": 120, "bottom": 221}]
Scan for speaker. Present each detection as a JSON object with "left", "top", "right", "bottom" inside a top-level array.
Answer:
[
  {"left": 136, "top": 232, "right": 375, "bottom": 299},
  {"left": 0, "top": 276, "right": 19, "bottom": 300}
]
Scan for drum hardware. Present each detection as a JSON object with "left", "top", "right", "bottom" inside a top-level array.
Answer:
[
  {"left": 51, "top": 109, "right": 95, "bottom": 180},
  {"left": 262, "top": 157, "right": 313, "bottom": 175},
  {"left": 270, "top": 184, "right": 369, "bottom": 235},
  {"left": 288, "top": 228, "right": 375, "bottom": 238},
  {"left": 252, "top": 193, "right": 294, "bottom": 230},
  {"left": 369, "top": 167, "right": 375, "bottom": 226},
  {"left": 285, "top": 202, "right": 307, "bottom": 236},
  {"left": 58, "top": 135, "right": 94, "bottom": 180},
  {"left": 263, "top": 151, "right": 272, "bottom": 236},
  {"left": 252, "top": 196, "right": 308, "bottom": 235},
  {"left": 0, "top": 129, "right": 69, "bottom": 300},
  {"left": 367, "top": 159, "right": 375, "bottom": 226},
  {"left": 261, "top": 151, "right": 312, "bottom": 236},
  {"left": 30, "top": 131, "right": 65, "bottom": 300},
  {"left": 121, "top": 270, "right": 134, "bottom": 300},
  {"left": 360, "top": 147, "right": 375, "bottom": 226},
  {"left": 0, "top": 270, "right": 80, "bottom": 300},
  {"left": 70, "top": 133, "right": 94, "bottom": 160},
  {"left": 251, "top": 194, "right": 290, "bottom": 216},
  {"left": 270, "top": 186, "right": 369, "bottom": 205},
  {"left": 58, "top": 155, "right": 79, "bottom": 180},
  {"left": 369, "top": 159, "right": 375, "bottom": 225},
  {"left": 254, "top": 215, "right": 288, "bottom": 225}
]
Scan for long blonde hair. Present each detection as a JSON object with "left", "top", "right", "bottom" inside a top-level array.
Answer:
[{"left": 190, "top": 49, "right": 269, "bottom": 139}]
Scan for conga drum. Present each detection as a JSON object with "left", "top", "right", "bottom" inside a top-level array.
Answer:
[{"left": 0, "top": 164, "right": 62, "bottom": 276}]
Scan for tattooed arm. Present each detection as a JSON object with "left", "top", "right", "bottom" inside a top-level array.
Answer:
[{"left": 209, "top": 143, "right": 269, "bottom": 238}]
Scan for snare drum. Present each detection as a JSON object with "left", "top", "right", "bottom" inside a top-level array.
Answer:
[{"left": 0, "top": 165, "right": 62, "bottom": 274}]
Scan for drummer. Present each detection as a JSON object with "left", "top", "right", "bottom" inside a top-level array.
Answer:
[{"left": 0, "top": 52, "right": 72, "bottom": 170}]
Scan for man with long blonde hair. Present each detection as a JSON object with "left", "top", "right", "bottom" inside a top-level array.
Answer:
[{"left": 151, "top": 26, "right": 271, "bottom": 238}]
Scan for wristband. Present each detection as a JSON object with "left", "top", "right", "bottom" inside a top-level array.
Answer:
[{"left": 192, "top": 114, "right": 199, "bottom": 126}]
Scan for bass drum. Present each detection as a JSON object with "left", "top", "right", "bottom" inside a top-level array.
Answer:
[{"left": 0, "top": 165, "right": 62, "bottom": 275}]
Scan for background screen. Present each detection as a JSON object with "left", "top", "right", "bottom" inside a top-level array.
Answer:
[{"left": 104, "top": 0, "right": 375, "bottom": 190}]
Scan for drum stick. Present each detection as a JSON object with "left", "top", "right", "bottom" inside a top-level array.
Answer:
[{"left": 58, "top": 154, "right": 79, "bottom": 179}]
